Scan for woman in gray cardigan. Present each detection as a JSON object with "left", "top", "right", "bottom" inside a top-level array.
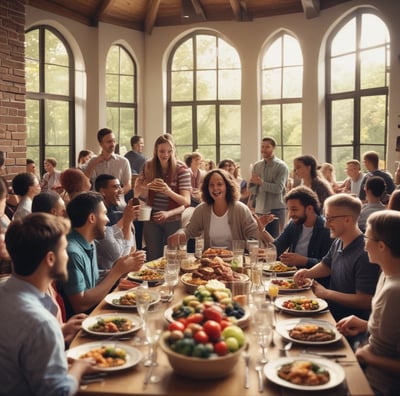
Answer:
[{"left": 168, "top": 169, "right": 263, "bottom": 250}]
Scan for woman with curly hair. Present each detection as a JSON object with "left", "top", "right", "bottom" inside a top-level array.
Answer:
[
  {"left": 168, "top": 168, "right": 262, "bottom": 250},
  {"left": 134, "top": 134, "right": 192, "bottom": 260},
  {"left": 293, "top": 155, "right": 334, "bottom": 207}
]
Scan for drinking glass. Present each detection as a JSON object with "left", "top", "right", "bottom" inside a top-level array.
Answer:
[
  {"left": 160, "top": 265, "right": 179, "bottom": 302},
  {"left": 194, "top": 236, "right": 204, "bottom": 259},
  {"left": 143, "top": 305, "right": 164, "bottom": 383},
  {"left": 265, "top": 242, "right": 277, "bottom": 264},
  {"left": 133, "top": 284, "right": 154, "bottom": 346},
  {"left": 252, "top": 302, "right": 274, "bottom": 363}
]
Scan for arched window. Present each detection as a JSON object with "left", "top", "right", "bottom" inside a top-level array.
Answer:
[
  {"left": 261, "top": 33, "right": 303, "bottom": 166},
  {"left": 25, "top": 26, "right": 75, "bottom": 172},
  {"left": 106, "top": 45, "right": 137, "bottom": 154},
  {"left": 326, "top": 10, "right": 390, "bottom": 180},
  {"left": 167, "top": 31, "right": 241, "bottom": 163}
]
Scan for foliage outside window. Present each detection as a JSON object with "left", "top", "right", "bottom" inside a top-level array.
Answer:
[
  {"left": 261, "top": 33, "right": 303, "bottom": 169},
  {"left": 326, "top": 11, "right": 390, "bottom": 180},
  {"left": 106, "top": 45, "right": 137, "bottom": 155},
  {"left": 167, "top": 32, "right": 241, "bottom": 164},
  {"left": 25, "top": 26, "right": 74, "bottom": 173}
]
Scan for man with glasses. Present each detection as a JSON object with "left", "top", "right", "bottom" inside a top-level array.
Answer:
[{"left": 294, "top": 194, "right": 380, "bottom": 328}]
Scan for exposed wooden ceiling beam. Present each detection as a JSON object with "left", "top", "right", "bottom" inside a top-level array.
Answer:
[
  {"left": 229, "top": 0, "right": 242, "bottom": 21},
  {"left": 191, "top": 0, "right": 206, "bottom": 20},
  {"left": 145, "top": 0, "right": 161, "bottom": 35},
  {"left": 92, "top": 0, "right": 113, "bottom": 26},
  {"left": 301, "top": 0, "right": 320, "bottom": 19}
]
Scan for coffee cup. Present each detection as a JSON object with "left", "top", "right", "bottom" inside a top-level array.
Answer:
[{"left": 138, "top": 205, "right": 152, "bottom": 221}]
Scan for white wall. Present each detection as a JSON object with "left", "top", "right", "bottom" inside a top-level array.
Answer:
[{"left": 26, "top": 0, "right": 400, "bottom": 176}]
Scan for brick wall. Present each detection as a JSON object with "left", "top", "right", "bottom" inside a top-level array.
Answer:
[{"left": 0, "top": 0, "right": 26, "bottom": 181}]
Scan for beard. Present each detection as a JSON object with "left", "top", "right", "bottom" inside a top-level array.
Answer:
[
  {"left": 293, "top": 214, "right": 307, "bottom": 225},
  {"left": 50, "top": 256, "right": 68, "bottom": 283},
  {"left": 94, "top": 221, "right": 106, "bottom": 240}
]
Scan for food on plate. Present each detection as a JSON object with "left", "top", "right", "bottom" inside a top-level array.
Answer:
[
  {"left": 111, "top": 291, "right": 157, "bottom": 306},
  {"left": 288, "top": 323, "right": 335, "bottom": 342},
  {"left": 79, "top": 346, "right": 127, "bottom": 368},
  {"left": 128, "top": 268, "right": 163, "bottom": 281},
  {"left": 277, "top": 360, "right": 330, "bottom": 386},
  {"left": 146, "top": 257, "right": 167, "bottom": 270},
  {"left": 270, "top": 278, "right": 310, "bottom": 290},
  {"left": 281, "top": 297, "right": 320, "bottom": 311},
  {"left": 88, "top": 317, "right": 133, "bottom": 333},
  {"left": 202, "top": 248, "right": 233, "bottom": 259},
  {"left": 189, "top": 256, "right": 243, "bottom": 284},
  {"left": 268, "top": 261, "right": 297, "bottom": 272}
]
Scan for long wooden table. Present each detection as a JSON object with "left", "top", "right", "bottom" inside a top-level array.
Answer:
[{"left": 70, "top": 278, "right": 373, "bottom": 396}]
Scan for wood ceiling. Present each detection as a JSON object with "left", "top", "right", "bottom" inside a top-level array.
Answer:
[{"left": 26, "top": 0, "right": 352, "bottom": 34}]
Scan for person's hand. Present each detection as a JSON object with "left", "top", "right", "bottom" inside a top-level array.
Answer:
[
  {"left": 167, "top": 232, "right": 185, "bottom": 249},
  {"left": 62, "top": 313, "right": 88, "bottom": 344},
  {"left": 249, "top": 173, "right": 262, "bottom": 185},
  {"left": 280, "top": 252, "right": 307, "bottom": 266},
  {"left": 147, "top": 178, "right": 171, "bottom": 194},
  {"left": 151, "top": 210, "right": 168, "bottom": 223},
  {"left": 115, "top": 250, "right": 146, "bottom": 274},
  {"left": 121, "top": 199, "right": 137, "bottom": 223},
  {"left": 336, "top": 315, "right": 367, "bottom": 337},
  {"left": 293, "top": 268, "right": 310, "bottom": 286}
]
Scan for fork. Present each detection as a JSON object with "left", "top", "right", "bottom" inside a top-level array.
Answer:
[{"left": 242, "top": 343, "right": 250, "bottom": 389}]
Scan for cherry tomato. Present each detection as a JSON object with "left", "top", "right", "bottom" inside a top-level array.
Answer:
[
  {"left": 203, "top": 320, "right": 222, "bottom": 342},
  {"left": 177, "top": 318, "right": 187, "bottom": 326},
  {"left": 194, "top": 330, "right": 209, "bottom": 344},
  {"left": 214, "top": 340, "right": 229, "bottom": 356},
  {"left": 203, "top": 306, "right": 223, "bottom": 323},
  {"left": 220, "top": 319, "right": 232, "bottom": 330},
  {"left": 168, "top": 321, "right": 185, "bottom": 332},
  {"left": 186, "top": 313, "right": 204, "bottom": 324}
]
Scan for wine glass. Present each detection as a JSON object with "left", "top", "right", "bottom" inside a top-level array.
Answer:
[
  {"left": 252, "top": 303, "right": 274, "bottom": 363},
  {"left": 143, "top": 305, "right": 164, "bottom": 383},
  {"left": 160, "top": 266, "right": 179, "bottom": 302},
  {"left": 133, "top": 284, "right": 153, "bottom": 347}
]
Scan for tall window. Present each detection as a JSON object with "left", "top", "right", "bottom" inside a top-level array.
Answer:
[
  {"left": 261, "top": 33, "right": 303, "bottom": 166},
  {"left": 167, "top": 31, "right": 241, "bottom": 163},
  {"left": 326, "top": 11, "right": 390, "bottom": 180},
  {"left": 25, "top": 26, "right": 75, "bottom": 172},
  {"left": 106, "top": 45, "right": 137, "bottom": 154}
]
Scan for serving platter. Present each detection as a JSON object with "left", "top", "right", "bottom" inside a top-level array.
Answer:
[
  {"left": 67, "top": 342, "right": 142, "bottom": 372},
  {"left": 264, "top": 357, "right": 345, "bottom": 391},
  {"left": 104, "top": 289, "right": 161, "bottom": 309},
  {"left": 81, "top": 313, "right": 142, "bottom": 336},
  {"left": 276, "top": 318, "right": 342, "bottom": 345}
]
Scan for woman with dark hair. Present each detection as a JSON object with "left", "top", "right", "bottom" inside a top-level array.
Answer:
[
  {"left": 77, "top": 149, "right": 94, "bottom": 169},
  {"left": 293, "top": 155, "right": 334, "bottom": 207},
  {"left": 218, "top": 158, "right": 249, "bottom": 203},
  {"left": 168, "top": 168, "right": 261, "bottom": 250},
  {"left": 185, "top": 151, "right": 205, "bottom": 207},
  {"left": 135, "top": 133, "right": 192, "bottom": 260},
  {"left": 12, "top": 172, "right": 41, "bottom": 221}
]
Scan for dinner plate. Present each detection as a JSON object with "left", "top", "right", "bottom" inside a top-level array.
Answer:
[
  {"left": 127, "top": 269, "right": 164, "bottom": 285},
  {"left": 264, "top": 357, "right": 345, "bottom": 391},
  {"left": 269, "top": 278, "right": 312, "bottom": 294},
  {"left": 104, "top": 289, "right": 161, "bottom": 309},
  {"left": 67, "top": 342, "right": 142, "bottom": 372},
  {"left": 81, "top": 313, "right": 142, "bottom": 336},
  {"left": 276, "top": 318, "right": 342, "bottom": 345},
  {"left": 144, "top": 257, "right": 167, "bottom": 271},
  {"left": 263, "top": 266, "right": 297, "bottom": 277},
  {"left": 164, "top": 304, "right": 250, "bottom": 329},
  {"left": 275, "top": 296, "right": 328, "bottom": 315}
]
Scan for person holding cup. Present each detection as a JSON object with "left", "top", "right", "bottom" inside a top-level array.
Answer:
[
  {"left": 168, "top": 169, "right": 265, "bottom": 251},
  {"left": 134, "top": 134, "right": 192, "bottom": 260}
]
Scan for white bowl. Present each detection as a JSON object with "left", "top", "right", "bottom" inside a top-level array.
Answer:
[{"left": 159, "top": 333, "right": 242, "bottom": 378}]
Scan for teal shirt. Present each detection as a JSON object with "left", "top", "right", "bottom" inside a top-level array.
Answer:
[{"left": 64, "top": 229, "right": 98, "bottom": 295}]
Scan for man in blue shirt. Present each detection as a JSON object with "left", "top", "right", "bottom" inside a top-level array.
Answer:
[
  {"left": 62, "top": 192, "right": 145, "bottom": 318},
  {"left": 0, "top": 213, "right": 92, "bottom": 395}
]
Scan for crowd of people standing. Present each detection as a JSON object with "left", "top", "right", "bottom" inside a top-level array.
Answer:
[{"left": 1, "top": 130, "right": 400, "bottom": 395}]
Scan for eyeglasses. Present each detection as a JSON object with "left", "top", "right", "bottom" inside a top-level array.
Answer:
[{"left": 325, "top": 215, "right": 349, "bottom": 223}]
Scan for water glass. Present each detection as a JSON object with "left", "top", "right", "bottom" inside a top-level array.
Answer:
[
  {"left": 194, "top": 237, "right": 204, "bottom": 259},
  {"left": 265, "top": 242, "right": 277, "bottom": 264},
  {"left": 247, "top": 239, "right": 259, "bottom": 255}
]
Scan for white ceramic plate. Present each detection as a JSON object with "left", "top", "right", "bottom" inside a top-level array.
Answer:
[
  {"left": 276, "top": 318, "right": 342, "bottom": 345},
  {"left": 104, "top": 289, "right": 161, "bottom": 309},
  {"left": 81, "top": 313, "right": 142, "bottom": 336},
  {"left": 164, "top": 304, "right": 250, "bottom": 329},
  {"left": 67, "top": 342, "right": 142, "bottom": 372},
  {"left": 127, "top": 269, "right": 164, "bottom": 285},
  {"left": 264, "top": 357, "right": 345, "bottom": 391},
  {"left": 269, "top": 278, "right": 312, "bottom": 294},
  {"left": 144, "top": 257, "right": 167, "bottom": 271},
  {"left": 275, "top": 296, "right": 328, "bottom": 315}
]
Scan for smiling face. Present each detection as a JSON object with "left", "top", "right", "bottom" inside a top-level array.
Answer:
[
  {"left": 208, "top": 172, "right": 227, "bottom": 203},
  {"left": 156, "top": 142, "right": 174, "bottom": 167},
  {"left": 293, "top": 160, "right": 310, "bottom": 179},
  {"left": 286, "top": 199, "right": 307, "bottom": 225},
  {"left": 101, "top": 178, "right": 122, "bottom": 206}
]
